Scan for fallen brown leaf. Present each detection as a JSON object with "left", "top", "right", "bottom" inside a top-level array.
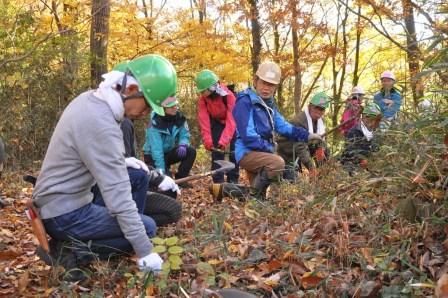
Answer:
[
  {"left": 436, "top": 273, "right": 448, "bottom": 298},
  {"left": 18, "top": 270, "right": 29, "bottom": 294}
]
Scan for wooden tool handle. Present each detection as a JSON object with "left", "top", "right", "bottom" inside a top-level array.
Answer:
[{"left": 25, "top": 199, "right": 50, "bottom": 252}]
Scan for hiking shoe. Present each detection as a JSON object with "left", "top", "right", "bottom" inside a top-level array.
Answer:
[{"left": 36, "top": 240, "right": 89, "bottom": 282}]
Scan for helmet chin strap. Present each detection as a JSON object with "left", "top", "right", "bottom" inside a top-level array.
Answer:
[{"left": 119, "top": 72, "right": 149, "bottom": 107}]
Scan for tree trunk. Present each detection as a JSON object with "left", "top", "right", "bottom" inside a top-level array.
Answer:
[
  {"left": 402, "top": 0, "right": 423, "bottom": 108},
  {"left": 192, "top": 0, "right": 205, "bottom": 23},
  {"left": 330, "top": 1, "right": 349, "bottom": 128},
  {"left": 248, "top": 0, "right": 261, "bottom": 75},
  {"left": 90, "top": 0, "right": 110, "bottom": 87},
  {"left": 334, "top": 2, "right": 349, "bottom": 128},
  {"left": 352, "top": 4, "right": 362, "bottom": 86},
  {"left": 291, "top": 1, "right": 302, "bottom": 116},
  {"left": 273, "top": 23, "right": 285, "bottom": 110},
  {"left": 51, "top": 1, "right": 79, "bottom": 104}
]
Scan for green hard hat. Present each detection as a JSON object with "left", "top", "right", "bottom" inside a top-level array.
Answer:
[
  {"left": 127, "top": 54, "right": 177, "bottom": 116},
  {"left": 195, "top": 69, "right": 219, "bottom": 93},
  {"left": 363, "top": 102, "right": 382, "bottom": 117},
  {"left": 113, "top": 60, "right": 130, "bottom": 72},
  {"left": 310, "top": 92, "right": 330, "bottom": 109}
]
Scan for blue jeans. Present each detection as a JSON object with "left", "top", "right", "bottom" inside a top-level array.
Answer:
[{"left": 44, "top": 168, "right": 156, "bottom": 258}]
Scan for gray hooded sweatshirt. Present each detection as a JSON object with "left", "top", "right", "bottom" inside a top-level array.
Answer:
[{"left": 32, "top": 90, "right": 152, "bottom": 257}]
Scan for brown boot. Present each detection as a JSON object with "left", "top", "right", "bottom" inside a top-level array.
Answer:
[
  {"left": 210, "top": 183, "right": 250, "bottom": 202},
  {"left": 209, "top": 183, "right": 224, "bottom": 202}
]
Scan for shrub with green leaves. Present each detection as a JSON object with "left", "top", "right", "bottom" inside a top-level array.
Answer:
[{"left": 151, "top": 236, "right": 184, "bottom": 273}]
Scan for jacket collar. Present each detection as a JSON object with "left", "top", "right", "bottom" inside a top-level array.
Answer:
[
  {"left": 246, "top": 88, "right": 275, "bottom": 107},
  {"left": 380, "top": 87, "right": 398, "bottom": 96}
]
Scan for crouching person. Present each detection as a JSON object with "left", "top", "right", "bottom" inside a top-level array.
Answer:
[
  {"left": 340, "top": 102, "right": 382, "bottom": 175},
  {"left": 31, "top": 54, "right": 177, "bottom": 280},
  {"left": 277, "top": 92, "right": 331, "bottom": 181},
  {"left": 143, "top": 98, "right": 196, "bottom": 187},
  {"left": 115, "top": 61, "right": 182, "bottom": 226},
  {"left": 233, "top": 61, "right": 321, "bottom": 200},
  {"left": 374, "top": 71, "right": 402, "bottom": 131},
  {"left": 118, "top": 112, "right": 182, "bottom": 227}
]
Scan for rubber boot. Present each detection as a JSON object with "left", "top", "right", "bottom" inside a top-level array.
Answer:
[
  {"left": 249, "top": 168, "right": 271, "bottom": 200},
  {"left": 209, "top": 183, "right": 250, "bottom": 202}
]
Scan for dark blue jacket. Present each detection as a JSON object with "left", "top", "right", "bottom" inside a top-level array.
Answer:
[{"left": 233, "top": 88, "right": 309, "bottom": 162}]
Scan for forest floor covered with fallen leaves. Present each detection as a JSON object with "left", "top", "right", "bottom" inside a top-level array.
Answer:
[{"left": 1, "top": 120, "right": 447, "bottom": 297}]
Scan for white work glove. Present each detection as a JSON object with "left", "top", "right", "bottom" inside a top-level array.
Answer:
[
  {"left": 158, "top": 175, "right": 181, "bottom": 194},
  {"left": 125, "top": 157, "right": 149, "bottom": 174},
  {"left": 138, "top": 252, "right": 163, "bottom": 272},
  {"left": 308, "top": 133, "right": 322, "bottom": 142}
]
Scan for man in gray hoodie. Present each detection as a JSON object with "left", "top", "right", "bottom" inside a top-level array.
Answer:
[{"left": 32, "top": 54, "right": 179, "bottom": 277}]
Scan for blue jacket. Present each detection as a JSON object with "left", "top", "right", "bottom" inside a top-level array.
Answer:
[
  {"left": 373, "top": 88, "right": 402, "bottom": 119},
  {"left": 233, "top": 88, "right": 309, "bottom": 162},
  {"left": 143, "top": 111, "right": 190, "bottom": 172}
]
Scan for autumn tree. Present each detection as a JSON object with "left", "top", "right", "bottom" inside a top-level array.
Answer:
[
  {"left": 90, "top": 0, "right": 110, "bottom": 87},
  {"left": 248, "top": 0, "right": 262, "bottom": 74}
]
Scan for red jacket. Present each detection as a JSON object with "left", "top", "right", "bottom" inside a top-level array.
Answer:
[{"left": 197, "top": 84, "right": 236, "bottom": 148}]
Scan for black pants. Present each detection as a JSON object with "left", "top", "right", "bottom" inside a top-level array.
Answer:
[
  {"left": 144, "top": 145, "right": 196, "bottom": 179},
  {"left": 144, "top": 192, "right": 182, "bottom": 226},
  {"left": 211, "top": 119, "right": 239, "bottom": 183}
]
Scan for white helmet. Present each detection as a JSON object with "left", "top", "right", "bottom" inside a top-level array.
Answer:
[
  {"left": 351, "top": 86, "right": 365, "bottom": 95},
  {"left": 255, "top": 62, "right": 281, "bottom": 84},
  {"left": 380, "top": 71, "right": 396, "bottom": 81}
]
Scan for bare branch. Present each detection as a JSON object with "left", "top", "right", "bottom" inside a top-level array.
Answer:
[
  {"left": 0, "top": 33, "right": 53, "bottom": 68},
  {"left": 301, "top": 55, "right": 330, "bottom": 107},
  {"left": 335, "top": 0, "right": 407, "bottom": 51}
]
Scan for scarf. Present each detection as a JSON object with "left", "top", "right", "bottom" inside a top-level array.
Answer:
[
  {"left": 304, "top": 106, "right": 326, "bottom": 135},
  {"left": 93, "top": 71, "right": 140, "bottom": 122},
  {"left": 360, "top": 120, "right": 374, "bottom": 141},
  {"left": 153, "top": 112, "right": 186, "bottom": 130}
]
